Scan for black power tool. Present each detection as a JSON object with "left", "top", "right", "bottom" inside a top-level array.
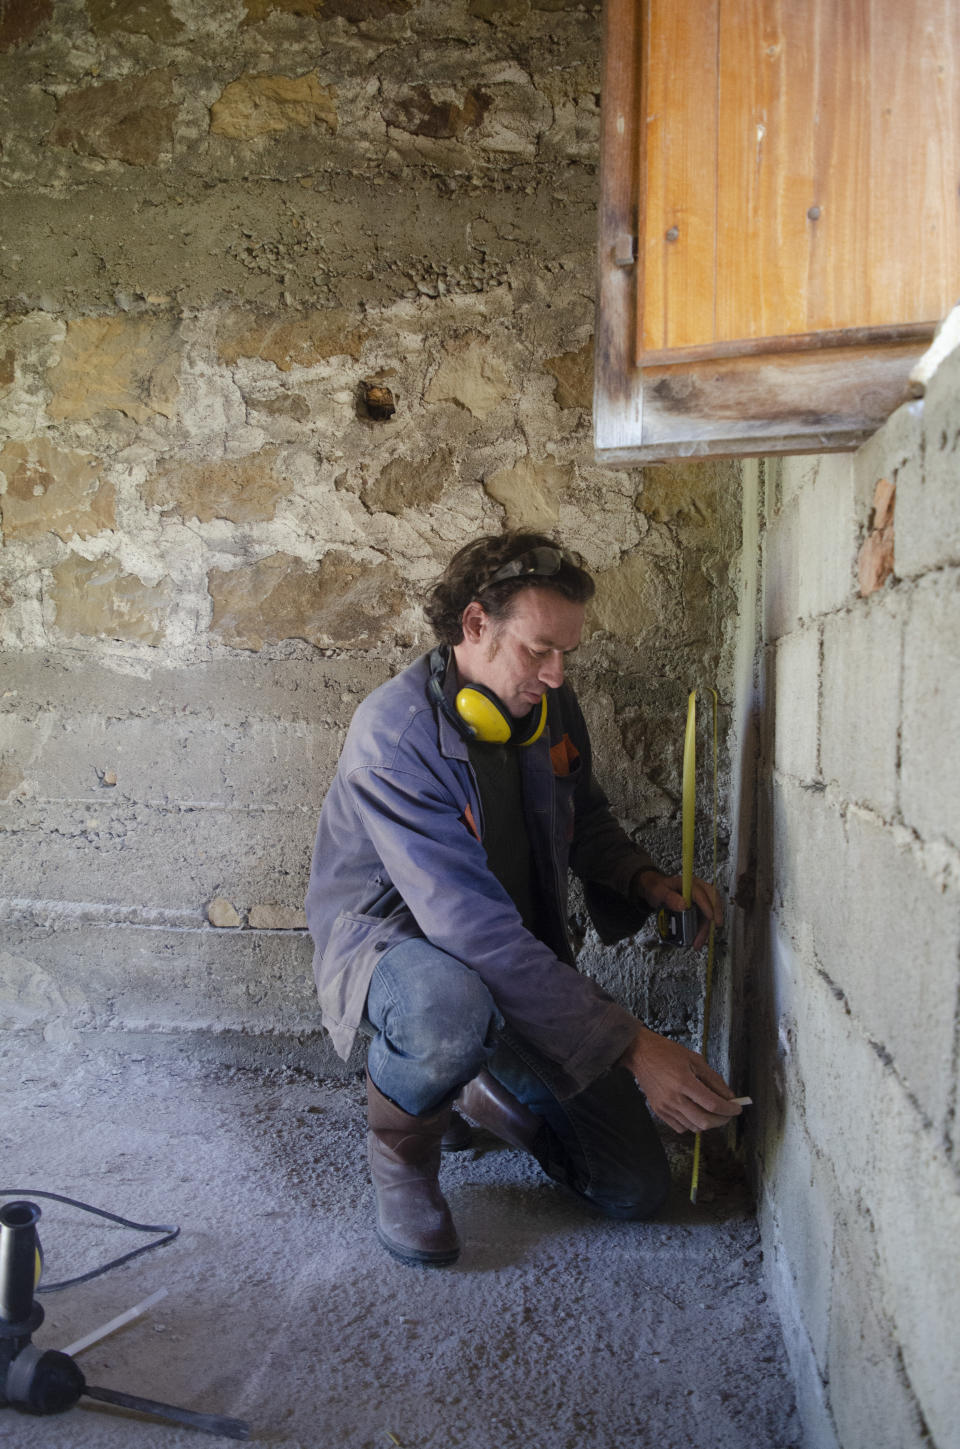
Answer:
[{"left": 0, "top": 1199, "right": 249, "bottom": 1440}]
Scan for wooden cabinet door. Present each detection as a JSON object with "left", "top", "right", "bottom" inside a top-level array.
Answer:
[{"left": 595, "top": 0, "right": 960, "bottom": 462}]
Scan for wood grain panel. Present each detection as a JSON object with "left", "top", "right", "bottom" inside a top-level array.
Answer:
[
  {"left": 635, "top": 0, "right": 960, "bottom": 362},
  {"left": 638, "top": 0, "right": 719, "bottom": 356},
  {"left": 602, "top": 340, "right": 924, "bottom": 462},
  {"left": 715, "top": 0, "right": 817, "bottom": 342},
  {"left": 595, "top": 0, "right": 956, "bottom": 461},
  {"left": 595, "top": 0, "right": 645, "bottom": 448},
  {"left": 806, "top": 0, "right": 871, "bottom": 330},
  {"left": 866, "top": 0, "right": 960, "bottom": 328}
]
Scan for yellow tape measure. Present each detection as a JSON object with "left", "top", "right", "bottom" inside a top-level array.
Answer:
[
  {"left": 655, "top": 692, "right": 700, "bottom": 947},
  {"left": 654, "top": 688, "right": 720, "bottom": 1203}
]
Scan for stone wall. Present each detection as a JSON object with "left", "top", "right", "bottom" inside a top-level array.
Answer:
[
  {"left": 0, "top": 0, "right": 741, "bottom": 1066},
  {"left": 736, "top": 339, "right": 960, "bottom": 1448}
]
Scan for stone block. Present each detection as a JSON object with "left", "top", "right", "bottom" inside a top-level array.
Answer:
[
  {"left": 898, "top": 342, "right": 960, "bottom": 575},
  {"left": 587, "top": 539, "right": 683, "bottom": 647},
  {"left": 0, "top": 439, "right": 115, "bottom": 542},
  {"left": 484, "top": 454, "right": 571, "bottom": 531},
  {"left": 763, "top": 1115, "right": 835, "bottom": 1371},
  {"left": 637, "top": 459, "right": 740, "bottom": 548},
  {"left": 248, "top": 904, "right": 309, "bottom": 930},
  {"left": 86, "top": 0, "right": 183, "bottom": 42},
  {"left": 820, "top": 593, "right": 904, "bottom": 817},
  {"left": 0, "top": 727, "right": 29, "bottom": 801},
  {"left": 762, "top": 494, "right": 801, "bottom": 642},
  {"left": 0, "top": 0, "right": 53, "bottom": 51},
  {"left": 208, "top": 551, "right": 407, "bottom": 651},
  {"left": 211, "top": 73, "right": 338, "bottom": 139},
  {"left": 771, "top": 776, "right": 841, "bottom": 937},
  {"left": 245, "top": 0, "right": 411, "bottom": 19},
  {"left": 245, "top": 391, "right": 310, "bottom": 424},
  {"left": 796, "top": 454, "right": 857, "bottom": 621},
  {"left": 779, "top": 939, "right": 960, "bottom": 1449},
  {"left": 0, "top": 650, "right": 389, "bottom": 730},
  {"left": 208, "top": 897, "right": 242, "bottom": 928},
  {"left": 828, "top": 1215, "right": 931, "bottom": 1449},
  {"left": 543, "top": 338, "right": 593, "bottom": 411},
  {"left": 0, "top": 712, "right": 343, "bottom": 814},
  {"left": 773, "top": 626, "right": 820, "bottom": 782},
  {"left": 793, "top": 890, "right": 957, "bottom": 1255},
  {"left": 243, "top": 0, "right": 325, "bottom": 18},
  {"left": 761, "top": 1234, "right": 840, "bottom": 1449},
  {"left": 787, "top": 947, "right": 892, "bottom": 1201},
  {"left": 142, "top": 451, "right": 292, "bottom": 525},
  {"left": 50, "top": 556, "right": 176, "bottom": 645},
  {"left": 49, "top": 69, "right": 178, "bottom": 165},
  {"left": 48, "top": 315, "right": 181, "bottom": 424},
  {"left": 773, "top": 776, "right": 959, "bottom": 1133},
  {"left": 0, "top": 920, "right": 318, "bottom": 1036},
  {"left": 425, "top": 335, "right": 511, "bottom": 420},
  {"left": 217, "top": 309, "right": 367, "bottom": 370},
  {"left": 838, "top": 815, "right": 956, "bottom": 1132},
  {"left": 0, "top": 800, "right": 315, "bottom": 913},
  {"left": 901, "top": 573, "right": 960, "bottom": 849},
  {"left": 872, "top": 1080, "right": 960, "bottom": 1449},
  {"left": 381, "top": 84, "right": 492, "bottom": 141},
  {"left": 360, "top": 448, "right": 452, "bottom": 515},
  {"left": 0, "top": 941, "right": 93, "bottom": 1031}
]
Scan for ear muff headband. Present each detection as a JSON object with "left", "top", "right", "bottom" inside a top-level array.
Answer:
[
  {"left": 455, "top": 685, "right": 547, "bottom": 746},
  {"left": 427, "top": 647, "right": 547, "bottom": 746}
]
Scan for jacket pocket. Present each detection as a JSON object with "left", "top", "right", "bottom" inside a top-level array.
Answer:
[{"left": 314, "top": 907, "right": 419, "bottom": 1031}]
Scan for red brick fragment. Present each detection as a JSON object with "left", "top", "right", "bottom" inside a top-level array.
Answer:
[
  {"left": 872, "top": 476, "right": 896, "bottom": 532},
  {"left": 857, "top": 478, "right": 896, "bottom": 597}
]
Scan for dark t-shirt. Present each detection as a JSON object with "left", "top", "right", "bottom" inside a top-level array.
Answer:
[{"left": 467, "top": 738, "right": 542, "bottom": 940}]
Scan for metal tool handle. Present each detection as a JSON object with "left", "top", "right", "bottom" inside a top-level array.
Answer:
[{"left": 84, "top": 1384, "right": 250, "bottom": 1441}]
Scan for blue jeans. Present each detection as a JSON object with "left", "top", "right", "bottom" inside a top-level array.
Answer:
[{"left": 364, "top": 937, "right": 670, "bottom": 1220}]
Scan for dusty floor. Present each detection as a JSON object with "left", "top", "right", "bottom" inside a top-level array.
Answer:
[{"left": 0, "top": 1033, "right": 799, "bottom": 1449}]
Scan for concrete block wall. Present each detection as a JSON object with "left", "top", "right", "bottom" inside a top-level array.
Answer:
[
  {"left": 0, "top": 0, "right": 741, "bottom": 1064},
  {"left": 745, "top": 339, "right": 960, "bottom": 1448}
]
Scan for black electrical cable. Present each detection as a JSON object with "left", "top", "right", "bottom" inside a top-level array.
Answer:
[{"left": 0, "top": 1189, "right": 179, "bottom": 1291}]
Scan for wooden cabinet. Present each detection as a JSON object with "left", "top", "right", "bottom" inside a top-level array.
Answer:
[{"left": 595, "top": 0, "right": 960, "bottom": 462}]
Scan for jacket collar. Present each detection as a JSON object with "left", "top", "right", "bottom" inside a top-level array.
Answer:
[{"left": 423, "top": 647, "right": 471, "bottom": 762}]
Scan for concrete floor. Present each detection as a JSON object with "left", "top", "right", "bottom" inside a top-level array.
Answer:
[{"left": 1, "top": 1033, "right": 799, "bottom": 1449}]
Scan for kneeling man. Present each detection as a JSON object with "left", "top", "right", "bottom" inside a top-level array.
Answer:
[{"left": 305, "top": 531, "right": 740, "bottom": 1265}]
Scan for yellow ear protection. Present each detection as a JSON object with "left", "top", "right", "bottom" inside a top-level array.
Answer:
[{"left": 427, "top": 647, "right": 547, "bottom": 746}]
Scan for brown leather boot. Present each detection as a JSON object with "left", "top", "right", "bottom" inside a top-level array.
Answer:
[
  {"left": 440, "top": 1111, "right": 473, "bottom": 1152},
  {"left": 366, "top": 1072, "right": 460, "bottom": 1266},
  {"left": 456, "top": 1069, "right": 544, "bottom": 1154}
]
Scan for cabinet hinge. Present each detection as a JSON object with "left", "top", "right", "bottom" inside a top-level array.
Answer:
[{"left": 613, "top": 233, "right": 637, "bottom": 267}]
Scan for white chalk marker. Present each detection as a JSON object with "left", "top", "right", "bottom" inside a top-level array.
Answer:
[{"left": 62, "top": 1287, "right": 169, "bottom": 1358}]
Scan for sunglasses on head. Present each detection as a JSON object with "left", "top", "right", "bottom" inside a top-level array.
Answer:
[{"left": 478, "top": 546, "right": 583, "bottom": 592}]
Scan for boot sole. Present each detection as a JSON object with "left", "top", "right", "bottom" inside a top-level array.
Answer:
[{"left": 375, "top": 1224, "right": 460, "bottom": 1267}]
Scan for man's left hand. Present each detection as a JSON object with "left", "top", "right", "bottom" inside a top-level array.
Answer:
[
  {"left": 634, "top": 869, "right": 723, "bottom": 951},
  {"left": 619, "top": 1025, "right": 740, "bottom": 1134}
]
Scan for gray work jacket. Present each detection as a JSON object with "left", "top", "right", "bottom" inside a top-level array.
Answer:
[{"left": 304, "top": 652, "right": 658, "bottom": 1098}]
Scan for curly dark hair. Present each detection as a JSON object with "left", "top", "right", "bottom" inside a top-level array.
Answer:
[{"left": 424, "top": 531, "right": 595, "bottom": 645}]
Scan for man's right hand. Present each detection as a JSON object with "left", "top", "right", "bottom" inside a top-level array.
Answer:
[{"left": 618, "top": 1025, "right": 742, "bottom": 1135}]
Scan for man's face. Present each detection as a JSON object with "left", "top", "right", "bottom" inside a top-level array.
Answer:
[{"left": 455, "top": 587, "right": 586, "bottom": 718}]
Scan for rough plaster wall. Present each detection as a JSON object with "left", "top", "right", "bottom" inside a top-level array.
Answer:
[
  {"left": 739, "top": 344, "right": 960, "bottom": 1448},
  {"left": 0, "top": 0, "right": 741, "bottom": 1069}
]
